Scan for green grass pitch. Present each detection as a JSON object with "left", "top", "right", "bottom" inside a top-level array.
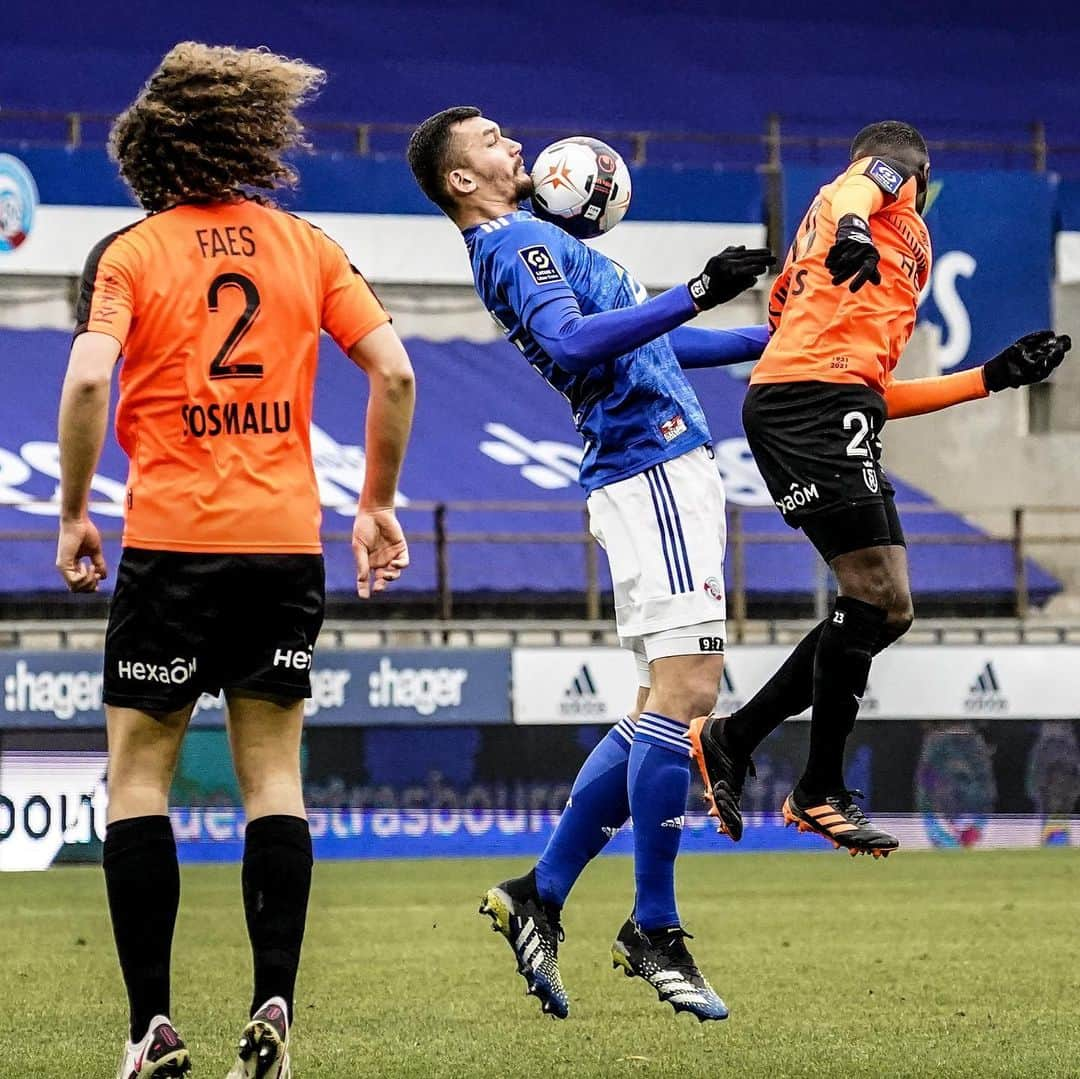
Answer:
[{"left": 3, "top": 849, "right": 1078, "bottom": 1078}]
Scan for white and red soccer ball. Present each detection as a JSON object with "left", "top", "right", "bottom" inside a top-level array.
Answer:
[{"left": 530, "top": 136, "right": 632, "bottom": 239}]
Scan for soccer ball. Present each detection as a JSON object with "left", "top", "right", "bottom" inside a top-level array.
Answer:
[{"left": 530, "top": 137, "right": 632, "bottom": 239}]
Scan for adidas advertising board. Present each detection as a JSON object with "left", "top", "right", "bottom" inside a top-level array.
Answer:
[
  {"left": 511, "top": 649, "right": 638, "bottom": 724},
  {"left": 510, "top": 646, "right": 1080, "bottom": 723}
]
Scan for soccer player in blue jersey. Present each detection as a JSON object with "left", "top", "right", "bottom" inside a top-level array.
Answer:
[{"left": 408, "top": 107, "right": 774, "bottom": 1022}]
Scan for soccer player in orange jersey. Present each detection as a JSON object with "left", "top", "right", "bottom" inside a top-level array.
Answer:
[
  {"left": 689, "top": 121, "right": 1069, "bottom": 856},
  {"left": 55, "top": 44, "right": 415, "bottom": 1079}
]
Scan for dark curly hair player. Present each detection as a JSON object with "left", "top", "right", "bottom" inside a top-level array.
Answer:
[{"left": 56, "top": 42, "right": 416, "bottom": 1079}]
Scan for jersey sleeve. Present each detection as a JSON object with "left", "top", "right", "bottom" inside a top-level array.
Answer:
[
  {"left": 316, "top": 228, "right": 391, "bottom": 352},
  {"left": 850, "top": 156, "right": 914, "bottom": 205},
  {"left": 73, "top": 230, "right": 138, "bottom": 346},
  {"left": 490, "top": 221, "right": 577, "bottom": 325}
]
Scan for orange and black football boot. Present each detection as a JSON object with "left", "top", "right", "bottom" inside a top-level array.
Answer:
[
  {"left": 688, "top": 716, "right": 755, "bottom": 841},
  {"left": 782, "top": 787, "right": 898, "bottom": 857}
]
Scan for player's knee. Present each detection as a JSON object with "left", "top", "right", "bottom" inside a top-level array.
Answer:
[
  {"left": 881, "top": 597, "right": 914, "bottom": 649},
  {"left": 666, "top": 667, "right": 725, "bottom": 720},
  {"left": 234, "top": 759, "right": 301, "bottom": 806},
  {"left": 836, "top": 557, "right": 897, "bottom": 610}
]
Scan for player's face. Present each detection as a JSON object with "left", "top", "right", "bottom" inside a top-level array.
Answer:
[{"left": 449, "top": 116, "right": 534, "bottom": 204}]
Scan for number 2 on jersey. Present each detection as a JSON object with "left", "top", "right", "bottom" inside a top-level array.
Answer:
[{"left": 207, "top": 272, "right": 262, "bottom": 380}]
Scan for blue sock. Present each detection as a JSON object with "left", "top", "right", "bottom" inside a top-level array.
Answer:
[
  {"left": 535, "top": 717, "right": 634, "bottom": 907},
  {"left": 628, "top": 712, "right": 691, "bottom": 931}
]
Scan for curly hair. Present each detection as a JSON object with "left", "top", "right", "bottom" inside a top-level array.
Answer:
[{"left": 109, "top": 42, "right": 326, "bottom": 211}]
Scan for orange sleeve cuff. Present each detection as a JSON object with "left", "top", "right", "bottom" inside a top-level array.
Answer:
[
  {"left": 832, "top": 175, "right": 887, "bottom": 222},
  {"left": 884, "top": 367, "right": 989, "bottom": 419}
]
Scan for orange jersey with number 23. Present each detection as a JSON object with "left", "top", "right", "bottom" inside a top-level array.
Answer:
[{"left": 752, "top": 156, "right": 932, "bottom": 394}]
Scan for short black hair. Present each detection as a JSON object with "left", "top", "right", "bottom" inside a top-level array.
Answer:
[
  {"left": 407, "top": 105, "right": 482, "bottom": 209},
  {"left": 850, "top": 121, "right": 928, "bottom": 163}
]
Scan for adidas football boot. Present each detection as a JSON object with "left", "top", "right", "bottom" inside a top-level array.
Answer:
[
  {"left": 782, "top": 787, "right": 899, "bottom": 857},
  {"left": 479, "top": 869, "right": 569, "bottom": 1018},
  {"left": 688, "top": 715, "right": 755, "bottom": 841},
  {"left": 226, "top": 996, "right": 291, "bottom": 1079},
  {"left": 116, "top": 1016, "right": 191, "bottom": 1079},
  {"left": 611, "top": 918, "right": 728, "bottom": 1022}
]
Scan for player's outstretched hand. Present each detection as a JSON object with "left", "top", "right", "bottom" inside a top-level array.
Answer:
[
  {"left": 353, "top": 506, "right": 410, "bottom": 598},
  {"left": 983, "top": 330, "right": 1072, "bottom": 392},
  {"left": 825, "top": 214, "right": 881, "bottom": 292},
  {"left": 688, "top": 246, "right": 775, "bottom": 310},
  {"left": 56, "top": 516, "right": 107, "bottom": 593}
]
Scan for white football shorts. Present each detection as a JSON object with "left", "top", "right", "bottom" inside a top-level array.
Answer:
[{"left": 587, "top": 445, "right": 728, "bottom": 682}]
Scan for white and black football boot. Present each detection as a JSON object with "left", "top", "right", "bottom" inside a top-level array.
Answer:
[
  {"left": 115, "top": 1016, "right": 191, "bottom": 1079},
  {"left": 611, "top": 917, "right": 728, "bottom": 1022},
  {"left": 226, "top": 996, "right": 290, "bottom": 1079},
  {"left": 479, "top": 869, "right": 569, "bottom": 1018}
]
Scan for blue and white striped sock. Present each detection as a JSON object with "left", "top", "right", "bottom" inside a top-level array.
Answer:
[
  {"left": 534, "top": 717, "right": 635, "bottom": 908},
  {"left": 628, "top": 712, "right": 691, "bottom": 931}
]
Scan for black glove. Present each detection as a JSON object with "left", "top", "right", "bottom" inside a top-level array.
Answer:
[
  {"left": 825, "top": 214, "right": 881, "bottom": 292},
  {"left": 983, "top": 330, "right": 1072, "bottom": 392},
  {"left": 687, "top": 245, "right": 775, "bottom": 310}
]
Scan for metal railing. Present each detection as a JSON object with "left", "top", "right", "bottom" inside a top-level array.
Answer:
[
  {"left": 5, "top": 503, "right": 1079, "bottom": 641},
  {"left": 0, "top": 108, "right": 1064, "bottom": 172},
  {"left": 3, "top": 616, "right": 1080, "bottom": 653}
]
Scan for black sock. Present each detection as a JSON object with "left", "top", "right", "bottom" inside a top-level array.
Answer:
[
  {"left": 103, "top": 815, "right": 180, "bottom": 1042},
  {"left": 723, "top": 620, "right": 827, "bottom": 756},
  {"left": 797, "top": 596, "right": 887, "bottom": 800},
  {"left": 242, "top": 814, "right": 313, "bottom": 1021},
  {"left": 723, "top": 611, "right": 909, "bottom": 757}
]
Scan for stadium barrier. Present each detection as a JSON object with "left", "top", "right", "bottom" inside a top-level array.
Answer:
[
  {"left": 4, "top": 502, "right": 1076, "bottom": 624},
  {"left": 0, "top": 109, "right": 1058, "bottom": 172},
  {"left": 2, "top": 643, "right": 1078, "bottom": 869}
]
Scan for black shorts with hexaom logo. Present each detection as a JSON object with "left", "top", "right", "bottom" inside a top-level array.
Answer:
[
  {"left": 103, "top": 549, "right": 325, "bottom": 715},
  {"left": 742, "top": 381, "right": 906, "bottom": 563}
]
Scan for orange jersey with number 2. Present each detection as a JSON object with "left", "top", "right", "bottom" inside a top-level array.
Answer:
[
  {"left": 752, "top": 156, "right": 932, "bottom": 394},
  {"left": 75, "top": 199, "right": 389, "bottom": 554}
]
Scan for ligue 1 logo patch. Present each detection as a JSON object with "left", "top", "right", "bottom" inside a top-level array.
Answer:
[
  {"left": 518, "top": 244, "right": 563, "bottom": 285},
  {"left": 0, "top": 154, "right": 38, "bottom": 252},
  {"left": 867, "top": 157, "right": 904, "bottom": 196}
]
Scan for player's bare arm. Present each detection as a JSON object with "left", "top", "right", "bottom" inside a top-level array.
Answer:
[
  {"left": 347, "top": 322, "right": 416, "bottom": 598},
  {"left": 56, "top": 330, "right": 120, "bottom": 592}
]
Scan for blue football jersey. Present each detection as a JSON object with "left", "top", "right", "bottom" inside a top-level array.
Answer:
[{"left": 464, "top": 210, "right": 711, "bottom": 494}]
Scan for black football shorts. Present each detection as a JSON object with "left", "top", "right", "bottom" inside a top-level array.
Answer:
[
  {"left": 742, "top": 381, "right": 906, "bottom": 563},
  {"left": 103, "top": 548, "right": 325, "bottom": 714}
]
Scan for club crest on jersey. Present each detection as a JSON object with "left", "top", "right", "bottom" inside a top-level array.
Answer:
[
  {"left": 863, "top": 463, "right": 879, "bottom": 493},
  {"left": 660, "top": 414, "right": 687, "bottom": 442},
  {"left": 518, "top": 244, "right": 563, "bottom": 285},
  {"left": 703, "top": 577, "right": 724, "bottom": 602},
  {"left": 866, "top": 158, "right": 904, "bottom": 196}
]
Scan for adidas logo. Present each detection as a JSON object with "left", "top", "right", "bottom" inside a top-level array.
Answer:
[
  {"left": 601, "top": 825, "right": 620, "bottom": 839},
  {"left": 964, "top": 661, "right": 1008, "bottom": 713},
  {"left": 660, "top": 815, "right": 685, "bottom": 829},
  {"left": 559, "top": 664, "right": 607, "bottom": 717},
  {"left": 714, "top": 666, "right": 744, "bottom": 712}
]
